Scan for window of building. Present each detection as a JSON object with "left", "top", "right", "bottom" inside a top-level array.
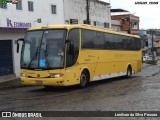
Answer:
[
  {"left": 93, "top": 21, "right": 106, "bottom": 28},
  {"left": 51, "top": 5, "right": 56, "bottom": 14},
  {"left": 83, "top": 20, "right": 90, "bottom": 24},
  {"left": 16, "top": 0, "right": 22, "bottom": 10},
  {"left": 0, "top": 1, "right": 7, "bottom": 9},
  {"left": 131, "top": 22, "right": 138, "bottom": 29},
  {"left": 28, "top": 1, "right": 33, "bottom": 11},
  {"left": 104, "top": 22, "right": 110, "bottom": 28}
]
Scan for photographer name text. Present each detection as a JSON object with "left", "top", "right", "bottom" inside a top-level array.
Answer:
[{"left": 135, "top": 1, "right": 159, "bottom": 5}]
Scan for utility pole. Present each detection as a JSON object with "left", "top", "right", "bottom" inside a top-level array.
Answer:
[{"left": 86, "top": 0, "right": 90, "bottom": 24}]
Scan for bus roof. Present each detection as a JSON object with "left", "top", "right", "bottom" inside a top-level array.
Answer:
[{"left": 28, "top": 24, "right": 140, "bottom": 38}]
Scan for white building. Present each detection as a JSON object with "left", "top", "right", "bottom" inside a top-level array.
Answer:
[
  {"left": 64, "top": 0, "right": 111, "bottom": 28},
  {"left": 0, "top": 0, "right": 111, "bottom": 80},
  {"left": 0, "top": 0, "right": 64, "bottom": 80}
]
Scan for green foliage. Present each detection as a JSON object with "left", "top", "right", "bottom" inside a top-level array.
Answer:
[{"left": 145, "top": 60, "right": 157, "bottom": 65}]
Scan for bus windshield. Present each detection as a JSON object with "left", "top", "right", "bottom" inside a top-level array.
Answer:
[{"left": 21, "top": 29, "right": 66, "bottom": 69}]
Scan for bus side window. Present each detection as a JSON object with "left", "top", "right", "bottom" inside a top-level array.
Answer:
[{"left": 66, "top": 29, "right": 79, "bottom": 68}]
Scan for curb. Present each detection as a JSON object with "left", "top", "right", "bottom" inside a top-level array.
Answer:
[{"left": 0, "top": 79, "right": 23, "bottom": 90}]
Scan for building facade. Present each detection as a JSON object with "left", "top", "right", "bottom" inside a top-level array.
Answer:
[
  {"left": 154, "top": 36, "right": 160, "bottom": 56},
  {"left": 0, "top": 0, "right": 111, "bottom": 79},
  {"left": 64, "top": 0, "right": 111, "bottom": 28},
  {"left": 0, "top": 0, "right": 64, "bottom": 78},
  {"left": 140, "top": 29, "right": 160, "bottom": 56},
  {"left": 140, "top": 29, "right": 148, "bottom": 56},
  {"left": 111, "top": 9, "right": 140, "bottom": 35},
  {"left": 147, "top": 30, "right": 160, "bottom": 56}
]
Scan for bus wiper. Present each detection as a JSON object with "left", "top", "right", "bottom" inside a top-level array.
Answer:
[
  {"left": 28, "top": 47, "right": 39, "bottom": 68},
  {"left": 45, "top": 44, "right": 49, "bottom": 67}
]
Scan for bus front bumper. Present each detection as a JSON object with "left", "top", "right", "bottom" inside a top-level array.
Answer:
[{"left": 20, "top": 77, "right": 70, "bottom": 86}]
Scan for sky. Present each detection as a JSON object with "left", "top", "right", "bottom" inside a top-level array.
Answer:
[{"left": 101, "top": 0, "right": 160, "bottom": 29}]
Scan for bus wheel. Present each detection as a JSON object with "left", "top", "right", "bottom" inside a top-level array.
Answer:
[
  {"left": 127, "top": 66, "right": 132, "bottom": 77},
  {"left": 80, "top": 70, "right": 89, "bottom": 88}
]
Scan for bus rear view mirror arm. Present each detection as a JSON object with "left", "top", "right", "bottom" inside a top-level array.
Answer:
[{"left": 17, "top": 38, "right": 24, "bottom": 53}]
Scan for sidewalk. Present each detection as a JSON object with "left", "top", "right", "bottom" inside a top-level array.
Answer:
[{"left": 0, "top": 74, "right": 22, "bottom": 89}]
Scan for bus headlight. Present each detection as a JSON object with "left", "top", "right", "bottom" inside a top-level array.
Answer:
[
  {"left": 50, "top": 73, "right": 64, "bottom": 78},
  {"left": 20, "top": 73, "right": 28, "bottom": 78}
]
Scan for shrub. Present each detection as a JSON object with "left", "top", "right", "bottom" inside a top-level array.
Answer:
[{"left": 145, "top": 60, "right": 157, "bottom": 65}]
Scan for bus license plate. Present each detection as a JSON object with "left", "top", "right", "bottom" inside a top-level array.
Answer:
[{"left": 35, "top": 80, "right": 43, "bottom": 85}]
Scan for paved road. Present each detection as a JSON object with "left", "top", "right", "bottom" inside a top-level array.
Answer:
[{"left": 0, "top": 64, "right": 160, "bottom": 120}]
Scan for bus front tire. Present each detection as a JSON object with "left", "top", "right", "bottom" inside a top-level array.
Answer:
[{"left": 80, "top": 70, "right": 89, "bottom": 88}]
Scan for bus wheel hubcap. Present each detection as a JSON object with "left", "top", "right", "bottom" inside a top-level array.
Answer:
[{"left": 81, "top": 73, "right": 87, "bottom": 86}]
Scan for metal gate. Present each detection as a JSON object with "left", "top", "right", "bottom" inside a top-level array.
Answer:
[{"left": 0, "top": 40, "right": 13, "bottom": 76}]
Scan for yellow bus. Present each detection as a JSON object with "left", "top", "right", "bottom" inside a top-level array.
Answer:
[{"left": 17, "top": 24, "right": 142, "bottom": 88}]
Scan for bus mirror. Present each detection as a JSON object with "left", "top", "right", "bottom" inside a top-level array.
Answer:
[{"left": 17, "top": 38, "right": 24, "bottom": 53}]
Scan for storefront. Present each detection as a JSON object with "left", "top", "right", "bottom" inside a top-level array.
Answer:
[
  {"left": 0, "top": 40, "right": 13, "bottom": 76},
  {"left": 0, "top": 18, "right": 32, "bottom": 78},
  {"left": 0, "top": 0, "right": 64, "bottom": 80}
]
